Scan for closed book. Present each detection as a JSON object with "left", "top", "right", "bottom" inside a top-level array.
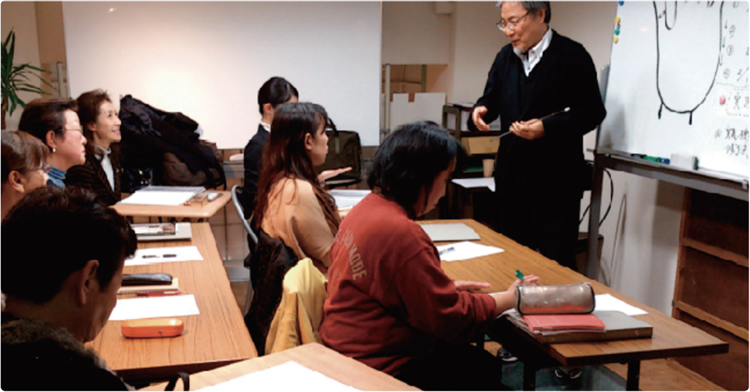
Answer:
[
  {"left": 505, "top": 311, "right": 653, "bottom": 344},
  {"left": 523, "top": 314, "right": 606, "bottom": 333}
]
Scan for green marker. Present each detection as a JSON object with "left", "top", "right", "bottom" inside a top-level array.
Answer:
[{"left": 515, "top": 270, "right": 525, "bottom": 280}]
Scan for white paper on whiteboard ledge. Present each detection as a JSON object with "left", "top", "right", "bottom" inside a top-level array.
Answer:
[
  {"left": 200, "top": 361, "right": 360, "bottom": 392},
  {"left": 126, "top": 246, "right": 203, "bottom": 266},
  {"left": 436, "top": 241, "right": 504, "bottom": 262},
  {"left": 109, "top": 294, "right": 200, "bottom": 321}
]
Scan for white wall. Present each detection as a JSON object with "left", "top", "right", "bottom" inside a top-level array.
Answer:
[
  {"left": 1, "top": 2, "right": 42, "bottom": 131},
  {"left": 382, "top": 2, "right": 451, "bottom": 65},
  {"left": 62, "top": 2, "right": 382, "bottom": 148}
]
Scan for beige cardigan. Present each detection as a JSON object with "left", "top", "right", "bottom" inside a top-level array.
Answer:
[{"left": 261, "top": 178, "right": 335, "bottom": 269}]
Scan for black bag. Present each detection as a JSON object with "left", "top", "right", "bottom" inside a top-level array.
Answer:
[{"left": 318, "top": 119, "right": 362, "bottom": 186}]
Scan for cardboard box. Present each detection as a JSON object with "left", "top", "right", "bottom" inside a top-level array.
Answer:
[{"left": 461, "top": 136, "right": 499, "bottom": 155}]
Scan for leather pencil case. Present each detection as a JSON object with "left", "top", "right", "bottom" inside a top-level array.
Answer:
[{"left": 515, "top": 283, "right": 595, "bottom": 315}]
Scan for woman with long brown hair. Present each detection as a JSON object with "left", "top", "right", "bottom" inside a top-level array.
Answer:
[{"left": 253, "top": 102, "right": 339, "bottom": 273}]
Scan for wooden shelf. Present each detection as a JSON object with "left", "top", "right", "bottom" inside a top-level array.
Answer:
[
  {"left": 682, "top": 237, "right": 748, "bottom": 268},
  {"left": 674, "top": 300, "right": 748, "bottom": 342}
]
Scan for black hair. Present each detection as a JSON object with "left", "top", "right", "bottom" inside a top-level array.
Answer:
[
  {"left": 257, "top": 77, "right": 299, "bottom": 116},
  {"left": 18, "top": 98, "right": 79, "bottom": 147},
  {"left": 368, "top": 121, "right": 466, "bottom": 219},
  {"left": 1, "top": 186, "right": 137, "bottom": 304}
]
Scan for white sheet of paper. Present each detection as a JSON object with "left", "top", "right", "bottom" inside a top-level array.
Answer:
[
  {"left": 118, "top": 190, "right": 196, "bottom": 206},
  {"left": 109, "top": 294, "right": 200, "bottom": 321},
  {"left": 594, "top": 294, "right": 648, "bottom": 316},
  {"left": 420, "top": 223, "right": 481, "bottom": 242},
  {"left": 127, "top": 246, "right": 203, "bottom": 266},
  {"left": 436, "top": 241, "right": 504, "bottom": 262},
  {"left": 452, "top": 177, "right": 495, "bottom": 192},
  {"left": 200, "top": 360, "right": 359, "bottom": 392},
  {"left": 330, "top": 189, "right": 371, "bottom": 210}
]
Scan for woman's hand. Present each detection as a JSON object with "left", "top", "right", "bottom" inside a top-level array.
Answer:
[
  {"left": 318, "top": 167, "right": 352, "bottom": 184},
  {"left": 454, "top": 280, "right": 491, "bottom": 292}
]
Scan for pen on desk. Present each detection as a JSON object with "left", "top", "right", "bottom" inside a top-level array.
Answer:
[
  {"left": 163, "top": 254, "right": 177, "bottom": 258},
  {"left": 491, "top": 107, "right": 571, "bottom": 141},
  {"left": 142, "top": 254, "right": 178, "bottom": 259},
  {"left": 439, "top": 246, "right": 455, "bottom": 256}
]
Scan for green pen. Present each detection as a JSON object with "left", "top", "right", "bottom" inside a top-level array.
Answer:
[{"left": 515, "top": 270, "right": 525, "bottom": 280}]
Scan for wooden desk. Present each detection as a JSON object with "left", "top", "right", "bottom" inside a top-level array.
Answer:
[
  {"left": 429, "top": 219, "right": 729, "bottom": 390},
  {"left": 112, "top": 191, "right": 231, "bottom": 221},
  {"left": 87, "top": 223, "right": 256, "bottom": 383},
  {"left": 142, "top": 343, "right": 418, "bottom": 391}
]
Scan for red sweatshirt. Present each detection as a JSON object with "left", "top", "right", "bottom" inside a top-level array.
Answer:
[{"left": 319, "top": 193, "right": 496, "bottom": 375}]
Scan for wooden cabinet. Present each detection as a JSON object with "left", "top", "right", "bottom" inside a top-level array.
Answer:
[{"left": 673, "top": 188, "right": 748, "bottom": 391}]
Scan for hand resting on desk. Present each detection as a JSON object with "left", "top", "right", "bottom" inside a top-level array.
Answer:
[{"left": 490, "top": 275, "right": 540, "bottom": 317}]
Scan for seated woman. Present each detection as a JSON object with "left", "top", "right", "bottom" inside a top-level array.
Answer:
[
  {"left": 1, "top": 130, "right": 49, "bottom": 221},
  {"left": 1, "top": 186, "right": 137, "bottom": 390},
  {"left": 254, "top": 102, "right": 340, "bottom": 273},
  {"left": 18, "top": 98, "right": 87, "bottom": 188},
  {"left": 66, "top": 90, "right": 123, "bottom": 205},
  {"left": 242, "top": 76, "right": 299, "bottom": 217},
  {"left": 320, "top": 121, "right": 539, "bottom": 391}
]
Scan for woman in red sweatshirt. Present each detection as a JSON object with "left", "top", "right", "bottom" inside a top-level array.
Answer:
[{"left": 320, "top": 121, "right": 538, "bottom": 390}]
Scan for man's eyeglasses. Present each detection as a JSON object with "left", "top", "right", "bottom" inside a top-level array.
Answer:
[{"left": 497, "top": 11, "right": 530, "bottom": 32}]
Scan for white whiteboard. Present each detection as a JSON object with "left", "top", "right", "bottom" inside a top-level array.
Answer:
[
  {"left": 62, "top": 2, "right": 381, "bottom": 148},
  {"left": 599, "top": 1, "right": 749, "bottom": 177}
]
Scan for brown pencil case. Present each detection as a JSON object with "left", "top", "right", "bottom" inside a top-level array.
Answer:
[{"left": 515, "top": 283, "right": 595, "bottom": 315}]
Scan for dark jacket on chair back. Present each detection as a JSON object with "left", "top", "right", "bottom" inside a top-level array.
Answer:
[{"left": 244, "top": 229, "right": 299, "bottom": 356}]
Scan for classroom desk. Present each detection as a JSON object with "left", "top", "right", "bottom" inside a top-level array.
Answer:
[
  {"left": 141, "top": 342, "right": 418, "bottom": 391},
  {"left": 112, "top": 191, "right": 232, "bottom": 221},
  {"left": 87, "top": 223, "right": 256, "bottom": 384},
  {"left": 429, "top": 219, "right": 729, "bottom": 391}
]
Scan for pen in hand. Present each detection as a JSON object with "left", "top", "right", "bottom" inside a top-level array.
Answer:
[{"left": 491, "top": 107, "right": 571, "bottom": 141}]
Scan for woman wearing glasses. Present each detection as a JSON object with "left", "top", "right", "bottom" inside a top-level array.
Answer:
[
  {"left": 18, "top": 98, "right": 87, "bottom": 188},
  {"left": 1, "top": 130, "right": 50, "bottom": 221},
  {"left": 66, "top": 90, "right": 123, "bottom": 206}
]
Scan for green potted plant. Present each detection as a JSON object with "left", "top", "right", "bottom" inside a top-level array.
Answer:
[{"left": 1, "top": 29, "right": 54, "bottom": 130}]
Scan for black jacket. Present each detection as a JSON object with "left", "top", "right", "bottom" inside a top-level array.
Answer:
[
  {"left": 469, "top": 30, "right": 606, "bottom": 203},
  {"left": 241, "top": 124, "right": 269, "bottom": 218},
  {"left": 244, "top": 229, "right": 298, "bottom": 356},
  {"left": 66, "top": 150, "right": 122, "bottom": 206},
  {"left": 1, "top": 313, "right": 131, "bottom": 390}
]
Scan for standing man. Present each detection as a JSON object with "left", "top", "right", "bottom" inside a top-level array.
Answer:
[{"left": 470, "top": 1, "right": 606, "bottom": 271}]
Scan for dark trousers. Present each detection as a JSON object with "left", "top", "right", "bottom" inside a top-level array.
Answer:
[
  {"left": 394, "top": 340, "right": 510, "bottom": 391},
  {"left": 494, "top": 191, "right": 581, "bottom": 271}
]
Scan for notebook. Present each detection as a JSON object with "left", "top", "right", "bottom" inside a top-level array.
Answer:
[
  {"left": 419, "top": 223, "right": 481, "bottom": 242},
  {"left": 504, "top": 310, "right": 653, "bottom": 343},
  {"left": 133, "top": 222, "right": 193, "bottom": 242},
  {"left": 117, "top": 278, "right": 179, "bottom": 295}
]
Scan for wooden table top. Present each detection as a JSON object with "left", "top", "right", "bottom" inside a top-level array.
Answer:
[
  {"left": 87, "top": 223, "right": 256, "bottom": 382},
  {"left": 112, "top": 191, "right": 232, "bottom": 219},
  {"left": 141, "top": 343, "right": 418, "bottom": 391},
  {"left": 430, "top": 219, "right": 729, "bottom": 367}
]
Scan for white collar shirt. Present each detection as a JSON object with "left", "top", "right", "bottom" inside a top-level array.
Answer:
[{"left": 514, "top": 27, "right": 553, "bottom": 76}]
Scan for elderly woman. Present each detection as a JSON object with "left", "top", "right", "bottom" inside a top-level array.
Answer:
[
  {"left": 18, "top": 98, "right": 87, "bottom": 188},
  {"left": 66, "top": 90, "right": 123, "bottom": 205},
  {"left": 1, "top": 130, "right": 49, "bottom": 221},
  {"left": 320, "top": 121, "right": 538, "bottom": 391},
  {"left": 1, "top": 186, "right": 137, "bottom": 390}
]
